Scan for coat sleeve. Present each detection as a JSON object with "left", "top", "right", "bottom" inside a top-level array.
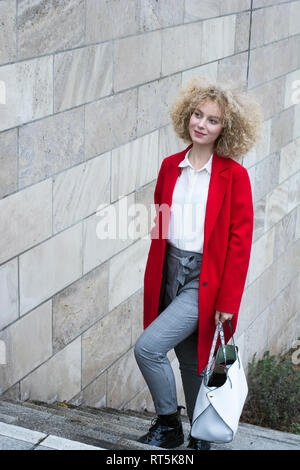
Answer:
[{"left": 214, "top": 167, "right": 254, "bottom": 315}]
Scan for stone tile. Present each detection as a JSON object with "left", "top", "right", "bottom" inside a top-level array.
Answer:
[
  {"left": 124, "top": 385, "right": 155, "bottom": 414},
  {"left": 82, "top": 303, "right": 131, "bottom": 386},
  {"left": 233, "top": 332, "right": 246, "bottom": 367},
  {"left": 54, "top": 43, "right": 113, "bottom": 113},
  {"left": 83, "top": 193, "right": 135, "bottom": 274},
  {"left": 268, "top": 301, "right": 296, "bottom": 355},
  {"left": 19, "top": 107, "right": 84, "bottom": 189},
  {"left": 85, "top": 89, "right": 137, "bottom": 159},
  {"left": 251, "top": 4, "right": 290, "bottom": 48},
  {"left": 289, "top": 0, "right": 300, "bottom": 36},
  {"left": 183, "top": 61, "right": 218, "bottom": 83},
  {"left": 137, "top": 74, "right": 181, "bottom": 136},
  {"left": 0, "top": 0, "right": 16, "bottom": 65},
  {"left": 287, "top": 171, "right": 300, "bottom": 212},
  {"left": 17, "top": 0, "right": 85, "bottom": 60},
  {"left": 236, "top": 278, "right": 261, "bottom": 335},
  {"left": 114, "top": 31, "right": 161, "bottom": 92},
  {"left": 0, "top": 258, "right": 18, "bottom": 330},
  {"left": 253, "top": 196, "right": 266, "bottom": 242},
  {"left": 0, "top": 339, "right": 7, "bottom": 368},
  {"left": 139, "top": 0, "right": 184, "bottom": 31},
  {"left": 290, "top": 272, "right": 300, "bottom": 315},
  {"left": 247, "top": 40, "right": 269, "bottom": 88},
  {"left": 129, "top": 289, "right": 144, "bottom": 346},
  {"left": 248, "top": 226, "right": 275, "bottom": 284},
  {"left": 242, "top": 118, "right": 271, "bottom": 169},
  {"left": 0, "top": 301, "right": 52, "bottom": 394},
  {"left": 265, "top": 4, "right": 290, "bottom": 44},
  {"left": 53, "top": 151, "right": 110, "bottom": 233},
  {"left": 244, "top": 249, "right": 253, "bottom": 291},
  {"left": 247, "top": 165, "right": 256, "bottom": 202},
  {"left": 248, "top": 76, "right": 286, "bottom": 121},
  {"left": 279, "top": 137, "right": 300, "bottom": 183},
  {"left": 253, "top": 0, "right": 287, "bottom": 7},
  {"left": 20, "top": 337, "right": 81, "bottom": 403},
  {"left": 256, "top": 260, "right": 279, "bottom": 318},
  {"left": 0, "top": 129, "right": 17, "bottom": 199},
  {"left": 70, "top": 372, "right": 107, "bottom": 408},
  {"left": 19, "top": 223, "right": 82, "bottom": 316},
  {"left": 158, "top": 125, "right": 186, "bottom": 168},
  {"left": 0, "top": 179, "right": 52, "bottom": 265},
  {"left": 250, "top": 8, "right": 265, "bottom": 49},
  {"left": 234, "top": 12, "right": 250, "bottom": 54},
  {"left": 294, "top": 103, "right": 300, "bottom": 139},
  {"left": 184, "top": 0, "right": 250, "bottom": 21},
  {"left": 270, "top": 107, "right": 295, "bottom": 155},
  {"left": 243, "top": 307, "right": 271, "bottom": 365},
  {"left": 161, "top": 23, "right": 203, "bottom": 76},
  {"left": 108, "top": 237, "right": 150, "bottom": 312},
  {"left": 220, "top": 0, "right": 251, "bottom": 14},
  {"left": 268, "top": 308, "right": 300, "bottom": 357},
  {"left": 135, "top": 181, "right": 156, "bottom": 239},
  {"left": 265, "top": 180, "right": 289, "bottom": 230},
  {"left": 201, "top": 15, "right": 236, "bottom": 64},
  {"left": 185, "top": 0, "right": 219, "bottom": 21},
  {"left": 253, "top": 152, "right": 280, "bottom": 203},
  {"left": 217, "top": 52, "right": 248, "bottom": 85},
  {"left": 111, "top": 131, "right": 159, "bottom": 202},
  {"left": 249, "top": 37, "right": 299, "bottom": 88},
  {"left": 296, "top": 205, "right": 300, "bottom": 240},
  {"left": 274, "top": 238, "right": 300, "bottom": 294},
  {"left": 0, "top": 383, "right": 20, "bottom": 401},
  {"left": 53, "top": 262, "right": 109, "bottom": 353},
  {"left": 0, "top": 56, "right": 53, "bottom": 132},
  {"left": 86, "top": 0, "right": 139, "bottom": 44},
  {"left": 284, "top": 68, "right": 300, "bottom": 109},
  {"left": 106, "top": 348, "right": 147, "bottom": 409},
  {"left": 274, "top": 208, "right": 297, "bottom": 260}
]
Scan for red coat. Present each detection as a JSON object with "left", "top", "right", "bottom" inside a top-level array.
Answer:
[{"left": 143, "top": 144, "right": 254, "bottom": 374}]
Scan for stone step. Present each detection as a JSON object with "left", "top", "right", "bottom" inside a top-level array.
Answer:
[
  {"left": 0, "top": 398, "right": 299, "bottom": 451},
  {"left": 0, "top": 399, "right": 167, "bottom": 450}
]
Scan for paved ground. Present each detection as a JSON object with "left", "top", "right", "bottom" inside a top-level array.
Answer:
[{"left": 0, "top": 398, "right": 299, "bottom": 451}]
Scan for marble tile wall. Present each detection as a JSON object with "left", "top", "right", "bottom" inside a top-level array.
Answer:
[{"left": 0, "top": 0, "right": 299, "bottom": 417}]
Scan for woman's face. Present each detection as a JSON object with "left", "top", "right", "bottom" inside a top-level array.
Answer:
[{"left": 188, "top": 100, "right": 223, "bottom": 147}]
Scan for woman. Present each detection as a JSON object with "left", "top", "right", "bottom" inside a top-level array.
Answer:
[{"left": 134, "top": 77, "right": 263, "bottom": 450}]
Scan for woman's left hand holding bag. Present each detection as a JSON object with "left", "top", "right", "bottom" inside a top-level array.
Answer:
[{"left": 214, "top": 310, "right": 234, "bottom": 325}]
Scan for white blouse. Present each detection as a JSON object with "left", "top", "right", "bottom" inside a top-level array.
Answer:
[{"left": 166, "top": 149, "right": 213, "bottom": 253}]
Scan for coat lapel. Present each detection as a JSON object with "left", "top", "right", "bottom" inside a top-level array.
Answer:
[{"left": 165, "top": 146, "right": 230, "bottom": 249}]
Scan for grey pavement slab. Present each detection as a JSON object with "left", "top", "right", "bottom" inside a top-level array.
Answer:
[
  {"left": 0, "top": 434, "right": 34, "bottom": 450},
  {"left": 0, "top": 420, "right": 105, "bottom": 450}
]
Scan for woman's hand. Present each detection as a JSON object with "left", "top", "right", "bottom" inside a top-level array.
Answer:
[{"left": 214, "top": 310, "right": 234, "bottom": 325}]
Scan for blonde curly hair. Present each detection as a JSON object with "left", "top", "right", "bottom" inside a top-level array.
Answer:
[{"left": 169, "top": 76, "right": 264, "bottom": 160}]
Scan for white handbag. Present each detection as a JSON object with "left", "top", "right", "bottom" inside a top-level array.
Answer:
[{"left": 191, "top": 320, "right": 248, "bottom": 443}]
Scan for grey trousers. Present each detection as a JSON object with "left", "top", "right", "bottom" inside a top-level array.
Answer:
[{"left": 134, "top": 243, "right": 204, "bottom": 422}]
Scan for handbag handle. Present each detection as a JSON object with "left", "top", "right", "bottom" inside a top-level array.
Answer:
[
  {"left": 204, "top": 320, "right": 227, "bottom": 384},
  {"left": 204, "top": 320, "right": 238, "bottom": 384}
]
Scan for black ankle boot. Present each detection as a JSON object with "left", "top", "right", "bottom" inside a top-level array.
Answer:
[
  {"left": 137, "top": 406, "right": 185, "bottom": 449},
  {"left": 188, "top": 434, "right": 211, "bottom": 450},
  {"left": 188, "top": 418, "right": 211, "bottom": 450}
]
